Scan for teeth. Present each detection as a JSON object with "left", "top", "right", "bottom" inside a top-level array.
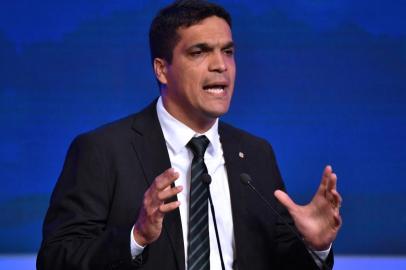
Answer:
[{"left": 205, "top": 87, "right": 224, "bottom": 93}]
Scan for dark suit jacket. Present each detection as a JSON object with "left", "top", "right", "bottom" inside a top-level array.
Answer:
[{"left": 37, "top": 100, "right": 333, "bottom": 270}]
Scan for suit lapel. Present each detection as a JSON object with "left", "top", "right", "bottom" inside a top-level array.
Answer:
[
  {"left": 131, "top": 100, "right": 185, "bottom": 270},
  {"left": 219, "top": 122, "right": 250, "bottom": 269}
]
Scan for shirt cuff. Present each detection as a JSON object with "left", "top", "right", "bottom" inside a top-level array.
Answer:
[
  {"left": 130, "top": 226, "right": 145, "bottom": 258},
  {"left": 308, "top": 244, "right": 332, "bottom": 268}
]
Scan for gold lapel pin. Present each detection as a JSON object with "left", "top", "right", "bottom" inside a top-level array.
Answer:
[{"left": 239, "top": 152, "right": 245, "bottom": 158}]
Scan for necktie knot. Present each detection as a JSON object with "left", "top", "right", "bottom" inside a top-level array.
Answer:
[{"left": 187, "top": 135, "right": 210, "bottom": 158}]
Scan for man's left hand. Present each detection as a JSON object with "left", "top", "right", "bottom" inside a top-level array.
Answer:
[{"left": 274, "top": 165, "right": 342, "bottom": 251}]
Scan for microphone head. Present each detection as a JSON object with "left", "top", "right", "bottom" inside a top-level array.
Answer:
[
  {"left": 201, "top": 173, "right": 212, "bottom": 185},
  {"left": 239, "top": 173, "right": 252, "bottom": 185}
]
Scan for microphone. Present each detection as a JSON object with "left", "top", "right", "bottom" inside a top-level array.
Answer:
[
  {"left": 201, "top": 173, "right": 212, "bottom": 185},
  {"left": 239, "top": 173, "right": 331, "bottom": 270},
  {"left": 201, "top": 173, "right": 225, "bottom": 270}
]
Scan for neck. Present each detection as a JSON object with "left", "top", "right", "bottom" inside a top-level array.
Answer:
[{"left": 161, "top": 97, "right": 216, "bottom": 134}]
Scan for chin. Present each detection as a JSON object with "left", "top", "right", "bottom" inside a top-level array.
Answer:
[
  {"left": 204, "top": 108, "right": 229, "bottom": 119},
  {"left": 199, "top": 100, "right": 231, "bottom": 119}
]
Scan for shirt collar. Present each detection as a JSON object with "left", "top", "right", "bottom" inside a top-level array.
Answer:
[{"left": 156, "top": 96, "right": 220, "bottom": 157}]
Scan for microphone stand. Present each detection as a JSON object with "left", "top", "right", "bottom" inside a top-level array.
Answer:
[{"left": 202, "top": 174, "right": 226, "bottom": 270}]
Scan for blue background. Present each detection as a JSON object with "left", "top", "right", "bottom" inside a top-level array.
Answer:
[{"left": 0, "top": 0, "right": 405, "bottom": 256}]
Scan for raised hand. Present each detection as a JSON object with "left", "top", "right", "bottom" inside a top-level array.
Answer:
[
  {"left": 274, "top": 165, "right": 342, "bottom": 250},
  {"left": 133, "top": 168, "right": 183, "bottom": 246}
]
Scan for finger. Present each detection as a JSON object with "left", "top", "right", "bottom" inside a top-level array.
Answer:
[
  {"left": 159, "top": 201, "right": 181, "bottom": 213},
  {"left": 153, "top": 200, "right": 181, "bottom": 221},
  {"left": 157, "top": 185, "right": 183, "bottom": 201},
  {"left": 331, "top": 189, "right": 342, "bottom": 204},
  {"left": 333, "top": 212, "right": 342, "bottom": 227},
  {"left": 329, "top": 189, "right": 342, "bottom": 209},
  {"left": 326, "top": 172, "right": 337, "bottom": 192},
  {"left": 155, "top": 168, "right": 179, "bottom": 191},
  {"left": 147, "top": 169, "right": 180, "bottom": 209},
  {"left": 274, "top": 190, "right": 298, "bottom": 213},
  {"left": 316, "top": 165, "right": 332, "bottom": 195}
]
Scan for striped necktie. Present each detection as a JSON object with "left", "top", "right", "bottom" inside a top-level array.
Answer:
[{"left": 187, "top": 135, "right": 210, "bottom": 270}]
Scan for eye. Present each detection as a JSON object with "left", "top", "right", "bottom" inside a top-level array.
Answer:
[
  {"left": 223, "top": 48, "right": 234, "bottom": 56},
  {"left": 190, "top": 50, "right": 203, "bottom": 57}
]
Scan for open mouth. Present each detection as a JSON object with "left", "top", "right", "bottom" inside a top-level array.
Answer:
[{"left": 203, "top": 84, "right": 227, "bottom": 94}]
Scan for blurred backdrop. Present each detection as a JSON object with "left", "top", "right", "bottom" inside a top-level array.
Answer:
[{"left": 0, "top": 0, "right": 405, "bottom": 267}]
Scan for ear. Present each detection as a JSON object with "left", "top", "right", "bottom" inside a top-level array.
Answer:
[{"left": 153, "top": 58, "right": 168, "bottom": 85}]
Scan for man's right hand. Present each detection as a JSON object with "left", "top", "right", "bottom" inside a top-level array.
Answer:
[{"left": 133, "top": 168, "right": 182, "bottom": 246}]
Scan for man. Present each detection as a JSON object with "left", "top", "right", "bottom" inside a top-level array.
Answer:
[{"left": 37, "top": 1, "right": 342, "bottom": 269}]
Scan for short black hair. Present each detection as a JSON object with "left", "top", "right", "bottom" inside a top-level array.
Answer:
[{"left": 149, "top": 0, "right": 232, "bottom": 64}]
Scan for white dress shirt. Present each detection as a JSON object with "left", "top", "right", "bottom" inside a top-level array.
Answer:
[
  {"left": 132, "top": 97, "right": 235, "bottom": 269},
  {"left": 131, "top": 96, "right": 330, "bottom": 269}
]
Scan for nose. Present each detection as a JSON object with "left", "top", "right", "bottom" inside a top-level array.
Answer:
[{"left": 208, "top": 51, "right": 227, "bottom": 73}]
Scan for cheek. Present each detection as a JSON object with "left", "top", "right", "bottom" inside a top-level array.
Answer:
[
  {"left": 228, "top": 60, "right": 236, "bottom": 75},
  {"left": 183, "top": 68, "right": 203, "bottom": 88}
]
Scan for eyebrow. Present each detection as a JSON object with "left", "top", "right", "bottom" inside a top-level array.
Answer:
[{"left": 188, "top": 41, "right": 234, "bottom": 51}]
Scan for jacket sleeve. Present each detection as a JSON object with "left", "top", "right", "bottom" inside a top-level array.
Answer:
[{"left": 36, "top": 134, "right": 143, "bottom": 270}]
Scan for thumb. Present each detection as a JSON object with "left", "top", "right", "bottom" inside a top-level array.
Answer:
[{"left": 274, "top": 190, "right": 298, "bottom": 213}]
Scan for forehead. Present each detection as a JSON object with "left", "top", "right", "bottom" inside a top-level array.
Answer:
[{"left": 176, "top": 16, "right": 233, "bottom": 48}]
